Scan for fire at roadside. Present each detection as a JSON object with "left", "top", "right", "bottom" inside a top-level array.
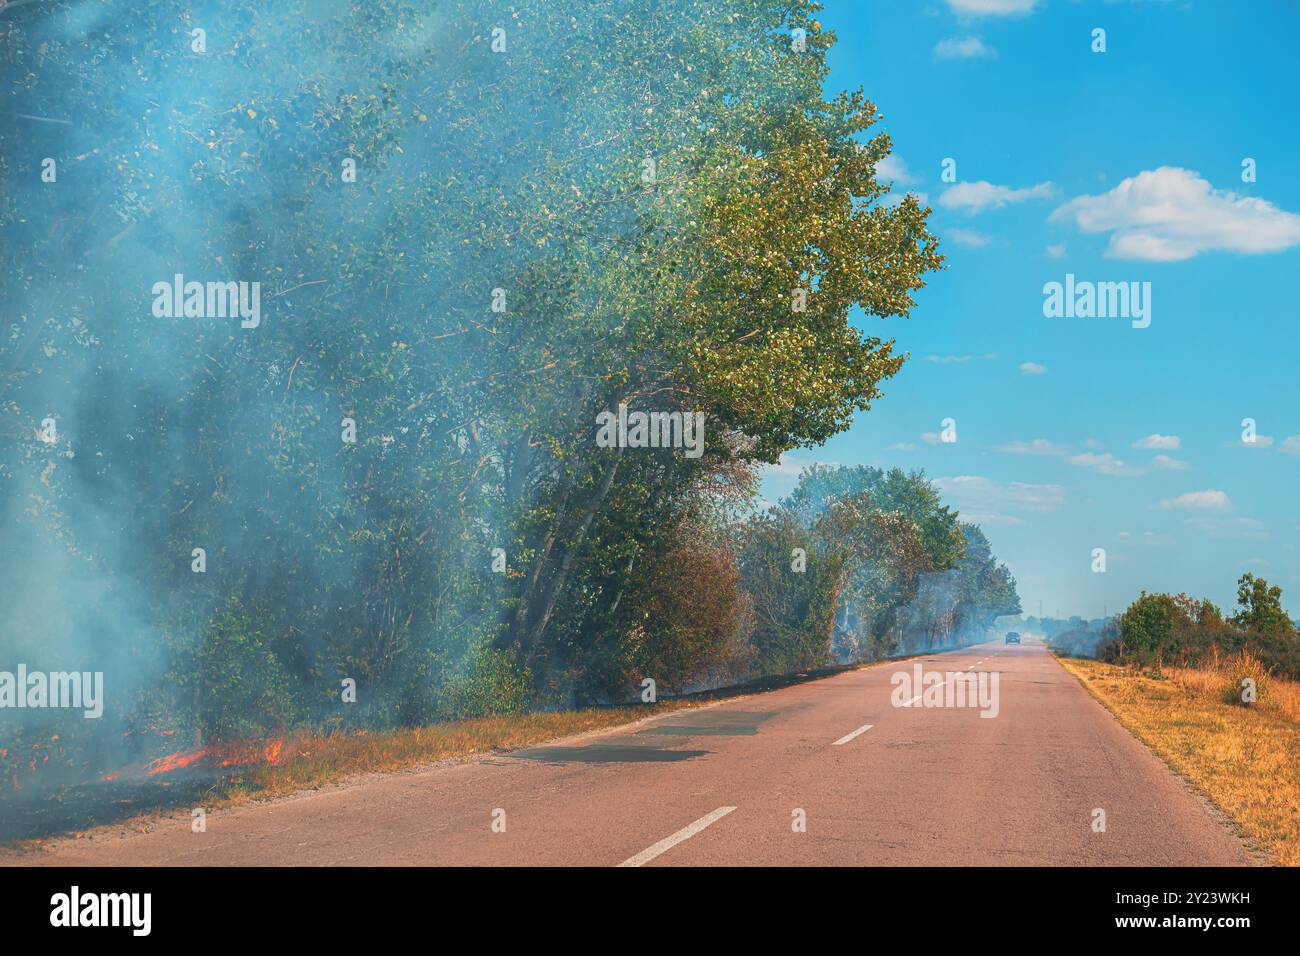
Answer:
[{"left": 0, "top": 737, "right": 286, "bottom": 844}]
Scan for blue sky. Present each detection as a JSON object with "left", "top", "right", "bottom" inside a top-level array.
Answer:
[{"left": 762, "top": 0, "right": 1300, "bottom": 619}]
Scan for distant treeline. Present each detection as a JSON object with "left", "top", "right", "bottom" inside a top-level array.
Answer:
[{"left": 1045, "top": 574, "right": 1300, "bottom": 680}]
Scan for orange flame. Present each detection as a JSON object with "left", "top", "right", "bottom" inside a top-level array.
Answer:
[{"left": 146, "top": 738, "right": 287, "bottom": 777}]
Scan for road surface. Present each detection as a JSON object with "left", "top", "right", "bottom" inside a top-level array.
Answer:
[{"left": 4, "top": 641, "right": 1258, "bottom": 866}]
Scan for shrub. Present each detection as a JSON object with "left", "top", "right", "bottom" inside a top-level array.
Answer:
[
  {"left": 193, "top": 599, "right": 295, "bottom": 742},
  {"left": 442, "top": 648, "right": 531, "bottom": 720},
  {"left": 1220, "top": 649, "right": 1273, "bottom": 709}
]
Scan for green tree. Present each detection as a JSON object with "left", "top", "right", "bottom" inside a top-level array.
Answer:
[
  {"left": 785, "top": 465, "right": 965, "bottom": 571},
  {"left": 1119, "top": 592, "right": 1186, "bottom": 665},
  {"left": 1232, "top": 573, "right": 1292, "bottom": 635}
]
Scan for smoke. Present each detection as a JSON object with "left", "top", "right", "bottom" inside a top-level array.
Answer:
[
  {"left": 1037, "top": 616, "right": 1119, "bottom": 659},
  {"left": 0, "top": 0, "right": 552, "bottom": 790},
  {"left": 3, "top": 0, "right": 817, "bottom": 795},
  {"left": 1, "top": 0, "right": 943, "bottom": 843}
]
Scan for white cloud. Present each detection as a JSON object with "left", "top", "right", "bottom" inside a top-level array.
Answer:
[
  {"left": 877, "top": 154, "right": 918, "bottom": 186},
  {"left": 1159, "top": 489, "right": 1232, "bottom": 512},
  {"left": 960, "top": 513, "right": 1025, "bottom": 527},
  {"left": 1045, "top": 242, "right": 1066, "bottom": 259},
  {"left": 939, "top": 180, "right": 1055, "bottom": 214},
  {"left": 934, "top": 475, "right": 1066, "bottom": 513},
  {"left": 926, "top": 353, "right": 997, "bottom": 363},
  {"left": 921, "top": 432, "right": 943, "bottom": 445},
  {"left": 1019, "top": 361, "right": 1048, "bottom": 375},
  {"left": 946, "top": 0, "right": 1038, "bottom": 14},
  {"left": 1050, "top": 167, "right": 1300, "bottom": 262},
  {"left": 1068, "top": 452, "right": 1140, "bottom": 476},
  {"left": 933, "top": 36, "right": 997, "bottom": 60},
  {"left": 1152, "top": 454, "right": 1189, "bottom": 471},
  {"left": 1135, "top": 531, "right": 1177, "bottom": 548},
  {"left": 948, "top": 227, "right": 992, "bottom": 247},
  {"left": 997, "top": 438, "right": 1066, "bottom": 456},
  {"left": 1233, "top": 435, "right": 1275, "bottom": 449},
  {"left": 1280, "top": 435, "right": 1300, "bottom": 456},
  {"left": 886, "top": 441, "right": 918, "bottom": 452},
  {"left": 881, "top": 190, "right": 929, "bottom": 209},
  {"left": 998, "top": 437, "right": 1140, "bottom": 474},
  {"left": 1184, "top": 516, "right": 1269, "bottom": 541},
  {"left": 1132, "top": 433, "right": 1180, "bottom": 450},
  {"left": 1114, "top": 529, "right": 1175, "bottom": 547}
]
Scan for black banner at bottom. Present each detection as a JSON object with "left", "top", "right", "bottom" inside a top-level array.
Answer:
[{"left": 0, "top": 865, "right": 1288, "bottom": 942}]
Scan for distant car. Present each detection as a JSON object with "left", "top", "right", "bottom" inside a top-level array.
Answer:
[{"left": 1005, "top": 632, "right": 1021, "bottom": 644}]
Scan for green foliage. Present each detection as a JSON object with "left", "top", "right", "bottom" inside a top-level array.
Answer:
[
  {"left": 191, "top": 599, "right": 295, "bottom": 742},
  {"left": 611, "top": 540, "right": 754, "bottom": 696},
  {"left": 1232, "top": 573, "right": 1292, "bottom": 635},
  {"left": 740, "top": 509, "right": 844, "bottom": 675},
  {"left": 739, "top": 467, "right": 1020, "bottom": 669},
  {"left": 0, "top": 0, "right": 965, "bottom": 780},
  {"left": 785, "top": 465, "right": 965, "bottom": 570},
  {"left": 442, "top": 649, "right": 532, "bottom": 722},
  {"left": 1119, "top": 592, "right": 1182, "bottom": 666},
  {"left": 1115, "top": 577, "right": 1299, "bottom": 679}
]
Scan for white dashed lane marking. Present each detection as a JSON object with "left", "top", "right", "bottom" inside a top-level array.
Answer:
[
  {"left": 831, "top": 723, "right": 874, "bottom": 746},
  {"left": 617, "top": 806, "right": 737, "bottom": 867}
]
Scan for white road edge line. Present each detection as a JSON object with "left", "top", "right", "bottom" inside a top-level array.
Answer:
[
  {"left": 831, "top": 723, "right": 874, "bottom": 746},
  {"left": 617, "top": 806, "right": 737, "bottom": 867}
]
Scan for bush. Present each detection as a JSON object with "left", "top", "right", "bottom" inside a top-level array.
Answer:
[
  {"left": 193, "top": 599, "right": 295, "bottom": 742},
  {"left": 1119, "top": 592, "right": 1183, "bottom": 665},
  {"left": 615, "top": 541, "right": 753, "bottom": 697},
  {"left": 441, "top": 648, "right": 531, "bottom": 720},
  {"left": 1220, "top": 649, "right": 1273, "bottom": 709}
]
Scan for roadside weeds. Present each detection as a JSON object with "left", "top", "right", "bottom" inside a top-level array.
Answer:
[{"left": 1056, "top": 655, "right": 1299, "bottom": 866}]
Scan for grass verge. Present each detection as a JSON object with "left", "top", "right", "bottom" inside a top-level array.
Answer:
[
  {"left": 227, "top": 653, "right": 945, "bottom": 805},
  {"left": 223, "top": 704, "right": 698, "bottom": 804},
  {"left": 1056, "top": 656, "right": 1300, "bottom": 866}
]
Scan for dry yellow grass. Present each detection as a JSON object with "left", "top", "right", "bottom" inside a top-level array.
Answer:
[
  {"left": 1165, "top": 662, "right": 1300, "bottom": 723},
  {"left": 1057, "top": 656, "right": 1300, "bottom": 866},
  {"left": 224, "top": 703, "right": 699, "bottom": 805}
]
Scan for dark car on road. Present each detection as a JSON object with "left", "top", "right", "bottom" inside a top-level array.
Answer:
[{"left": 1005, "top": 632, "right": 1021, "bottom": 644}]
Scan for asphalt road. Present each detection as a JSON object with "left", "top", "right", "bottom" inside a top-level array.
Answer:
[{"left": 5, "top": 641, "right": 1258, "bottom": 866}]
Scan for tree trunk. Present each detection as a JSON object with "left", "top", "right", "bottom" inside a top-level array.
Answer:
[
  {"left": 498, "top": 488, "right": 570, "bottom": 652},
  {"left": 522, "top": 453, "right": 621, "bottom": 666}
]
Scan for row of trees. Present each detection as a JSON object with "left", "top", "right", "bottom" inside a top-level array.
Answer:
[
  {"left": 1102, "top": 574, "right": 1300, "bottom": 679},
  {"left": 0, "top": 0, "right": 1018, "bottom": 785},
  {"left": 741, "top": 465, "right": 1019, "bottom": 675}
]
